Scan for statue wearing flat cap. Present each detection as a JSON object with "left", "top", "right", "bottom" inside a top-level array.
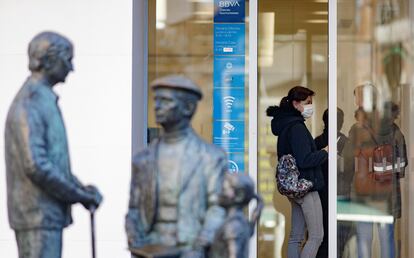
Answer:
[{"left": 125, "top": 75, "right": 227, "bottom": 258}]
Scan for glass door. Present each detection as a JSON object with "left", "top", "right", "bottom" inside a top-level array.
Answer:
[
  {"left": 337, "top": 0, "right": 414, "bottom": 257},
  {"left": 257, "top": 1, "right": 328, "bottom": 257}
]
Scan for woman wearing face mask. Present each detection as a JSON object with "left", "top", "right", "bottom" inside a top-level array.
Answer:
[{"left": 267, "top": 86, "right": 328, "bottom": 258}]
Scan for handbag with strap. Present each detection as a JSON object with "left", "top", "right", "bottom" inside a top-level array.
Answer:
[
  {"left": 276, "top": 154, "right": 313, "bottom": 199},
  {"left": 275, "top": 124, "right": 313, "bottom": 199}
]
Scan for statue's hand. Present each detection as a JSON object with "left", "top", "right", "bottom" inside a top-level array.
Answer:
[{"left": 81, "top": 185, "right": 103, "bottom": 211}]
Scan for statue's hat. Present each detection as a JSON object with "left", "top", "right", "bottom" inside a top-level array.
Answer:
[{"left": 150, "top": 75, "right": 203, "bottom": 100}]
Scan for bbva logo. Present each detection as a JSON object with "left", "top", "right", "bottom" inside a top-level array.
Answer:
[{"left": 218, "top": 1, "right": 241, "bottom": 8}]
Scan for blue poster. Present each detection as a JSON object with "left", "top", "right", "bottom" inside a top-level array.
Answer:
[
  {"left": 214, "top": 24, "right": 245, "bottom": 55},
  {"left": 213, "top": 1, "right": 246, "bottom": 173},
  {"left": 213, "top": 120, "right": 244, "bottom": 152},
  {"left": 213, "top": 88, "right": 245, "bottom": 120},
  {"left": 214, "top": 0, "right": 245, "bottom": 23},
  {"left": 227, "top": 152, "right": 245, "bottom": 174},
  {"left": 213, "top": 56, "right": 245, "bottom": 88}
]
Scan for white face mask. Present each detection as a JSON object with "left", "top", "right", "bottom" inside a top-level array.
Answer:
[{"left": 301, "top": 104, "right": 314, "bottom": 118}]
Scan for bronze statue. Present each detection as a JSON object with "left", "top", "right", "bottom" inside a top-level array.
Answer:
[
  {"left": 125, "top": 75, "right": 227, "bottom": 258},
  {"left": 4, "top": 31, "right": 103, "bottom": 258},
  {"left": 210, "top": 174, "right": 263, "bottom": 258}
]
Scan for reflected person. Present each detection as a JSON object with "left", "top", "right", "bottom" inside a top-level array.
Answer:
[
  {"left": 125, "top": 75, "right": 227, "bottom": 257},
  {"left": 351, "top": 100, "right": 407, "bottom": 258},
  {"left": 348, "top": 84, "right": 406, "bottom": 258},
  {"left": 4, "top": 32, "right": 103, "bottom": 258},
  {"left": 314, "top": 108, "right": 350, "bottom": 258}
]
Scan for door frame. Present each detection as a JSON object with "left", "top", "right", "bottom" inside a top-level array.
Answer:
[{"left": 328, "top": 0, "right": 338, "bottom": 257}]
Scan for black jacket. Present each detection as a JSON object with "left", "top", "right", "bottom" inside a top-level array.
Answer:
[
  {"left": 314, "top": 128, "right": 329, "bottom": 197},
  {"left": 314, "top": 129, "right": 351, "bottom": 197},
  {"left": 268, "top": 106, "right": 327, "bottom": 191}
]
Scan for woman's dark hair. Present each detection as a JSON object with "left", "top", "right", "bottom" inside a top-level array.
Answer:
[
  {"left": 267, "top": 86, "right": 315, "bottom": 116},
  {"left": 322, "top": 108, "right": 344, "bottom": 131}
]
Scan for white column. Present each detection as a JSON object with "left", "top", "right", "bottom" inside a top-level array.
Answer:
[
  {"left": 249, "top": 0, "right": 258, "bottom": 257},
  {"left": 328, "top": 0, "right": 338, "bottom": 257}
]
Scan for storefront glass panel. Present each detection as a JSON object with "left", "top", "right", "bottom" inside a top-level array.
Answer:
[
  {"left": 147, "top": 0, "right": 251, "bottom": 173},
  {"left": 143, "top": 0, "right": 414, "bottom": 257},
  {"left": 337, "top": 0, "right": 414, "bottom": 257}
]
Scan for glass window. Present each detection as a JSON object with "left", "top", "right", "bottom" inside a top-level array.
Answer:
[
  {"left": 148, "top": 1, "right": 250, "bottom": 171},
  {"left": 338, "top": 0, "right": 413, "bottom": 257}
]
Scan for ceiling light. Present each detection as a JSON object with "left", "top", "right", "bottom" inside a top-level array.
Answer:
[
  {"left": 312, "top": 54, "right": 326, "bottom": 63},
  {"left": 189, "top": 0, "right": 212, "bottom": 3},
  {"left": 156, "top": 0, "right": 167, "bottom": 29},
  {"left": 259, "top": 12, "right": 275, "bottom": 67},
  {"left": 191, "top": 20, "right": 213, "bottom": 24},
  {"left": 194, "top": 11, "right": 212, "bottom": 15},
  {"left": 156, "top": 22, "right": 166, "bottom": 29},
  {"left": 306, "top": 19, "right": 328, "bottom": 24}
]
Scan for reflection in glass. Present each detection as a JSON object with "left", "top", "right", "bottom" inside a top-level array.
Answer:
[
  {"left": 338, "top": 0, "right": 413, "bottom": 257},
  {"left": 148, "top": 0, "right": 249, "bottom": 163}
]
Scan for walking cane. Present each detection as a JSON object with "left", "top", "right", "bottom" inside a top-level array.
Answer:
[{"left": 90, "top": 206, "right": 97, "bottom": 258}]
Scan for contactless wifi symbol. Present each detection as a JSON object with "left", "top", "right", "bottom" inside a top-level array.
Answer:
[{"left": 223, "top": 96, "right": 235, "bottom": 111}]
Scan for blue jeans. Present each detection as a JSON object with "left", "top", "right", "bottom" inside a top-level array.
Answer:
[{"left": 356, "top": 222, "right": 395, "bottom": 258}]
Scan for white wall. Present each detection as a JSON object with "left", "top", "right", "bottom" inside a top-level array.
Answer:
[{"left": 0, "top": 0, "right": 132, "bottom": 257}]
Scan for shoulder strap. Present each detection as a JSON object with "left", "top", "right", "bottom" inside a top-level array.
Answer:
[
  {"left": 362, "top": 124, "right": 378, "bottom": 145},
  {"left": 337, "top": 135, "right": 347, "bottom": 155}
]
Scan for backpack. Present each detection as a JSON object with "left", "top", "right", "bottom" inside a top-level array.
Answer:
[
  {"left": 372, "top": 141, "right": 406, "bottom": 181},
  {"left": 353, "top": 125, "right": 405, "bottom": 196},
  {"left": 276, "top": 154, "right": 313, "bottom": 199},
  {"left": 354, "top": 145, "right": 393, "bottom": 196}
]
